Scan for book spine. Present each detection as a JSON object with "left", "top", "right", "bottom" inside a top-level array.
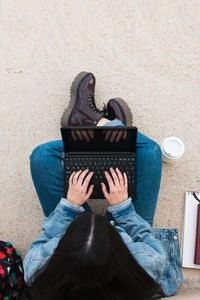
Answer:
[{"left": 194, "top": 204, "right": 200, "bottom": 265}]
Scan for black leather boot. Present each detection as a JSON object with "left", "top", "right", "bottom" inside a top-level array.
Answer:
[
  {"left": 61, "top": 72, "right": 107, "bottom": 127},
  {"left": 107, "top": 98, "right": 133, "bottom": 125}
]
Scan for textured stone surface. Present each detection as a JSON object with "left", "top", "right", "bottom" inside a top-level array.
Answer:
[
  {"left": 0, "top": 0, "right": 200, "bottom": 294},
  {"left": 162, "top": 293, "right": 200, "bottom": 300}
]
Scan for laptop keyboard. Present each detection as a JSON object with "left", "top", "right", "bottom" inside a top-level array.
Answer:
[{"left": 64, "top": 156, "right": 136, "bottom": 198}]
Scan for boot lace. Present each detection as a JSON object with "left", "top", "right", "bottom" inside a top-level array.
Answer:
[{"left": 88, "top": 94, "right": 107, "bottom": 116}]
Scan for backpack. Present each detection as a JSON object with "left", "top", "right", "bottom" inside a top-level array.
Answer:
[{"left": 0, "top": 241, "right": 24, "bottom": 299}]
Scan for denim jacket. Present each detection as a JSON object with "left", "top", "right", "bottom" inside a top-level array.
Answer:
[{"left": 23, "top": 197, "right": 183, "bottom": 297}]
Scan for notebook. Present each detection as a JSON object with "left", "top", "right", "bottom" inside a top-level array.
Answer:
[{"left": 181, "top": 191, "right": 200, "bottom": 269}]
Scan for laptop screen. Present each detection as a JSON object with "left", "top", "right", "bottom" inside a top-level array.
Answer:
[{"left": 61, "top": 126, "right": 137, "bottom": 153}]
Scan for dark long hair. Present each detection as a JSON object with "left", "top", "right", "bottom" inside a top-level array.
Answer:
[{"left": 30, "top": 213, "right": 164, "bottom": 300}]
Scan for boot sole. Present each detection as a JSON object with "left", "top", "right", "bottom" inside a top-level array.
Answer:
[
  {"left": 109, "top": 98, "right": 133, "bottom": 126},
  {"left": 61, "top": 71, "right": 90, "bottom": 127}
]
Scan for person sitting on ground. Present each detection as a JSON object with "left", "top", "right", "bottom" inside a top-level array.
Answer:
[{"left": 23, "top": 72, "right": 183, "bottom": 300}]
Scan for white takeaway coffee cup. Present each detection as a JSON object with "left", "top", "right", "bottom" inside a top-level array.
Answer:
[{"left": 161, "top": 136, "right": 185, "bottom": 163}]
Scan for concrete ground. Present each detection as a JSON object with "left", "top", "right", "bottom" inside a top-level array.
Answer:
[{"left": 0, "top": 0, "right": 200, "bottom": 297}]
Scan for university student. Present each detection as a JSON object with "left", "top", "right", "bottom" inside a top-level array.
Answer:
[{"left": 23, "top": 72, "right": 183, "bottom": 300}]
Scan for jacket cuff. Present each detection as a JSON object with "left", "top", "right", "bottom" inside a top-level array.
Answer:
[
  {"left": 108, "top": 197, "right": 136, "bottom": 222},
  {"left": 108, "top": 197, "right": 132, "bottom": 212},
  {"left": 55, "top": 198, "right": 85, "bottom": 219}
]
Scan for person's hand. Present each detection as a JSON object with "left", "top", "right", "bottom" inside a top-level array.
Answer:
[
  {"left": 101, "top": 167, "right": 128, "bottom": 206},
  {"left": 66, "top": 169, "right": 94, "bottom": 206}
]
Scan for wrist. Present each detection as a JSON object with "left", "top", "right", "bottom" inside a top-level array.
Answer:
[
  {"left": 109, "top": 200, "right": 125, "bottom": 206},
  {"left": 109, "top": 195, "right": 128, "bottom": 206},
  {"left": 67, "top": 199, "right": 82, "bottom": 206},
  {"left": 108, "top": 197, "right": 132, "bottom": 213}
]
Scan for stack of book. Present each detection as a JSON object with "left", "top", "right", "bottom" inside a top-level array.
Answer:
[{"left": 181, "top": 191, "right": 200, "bottom": 269}]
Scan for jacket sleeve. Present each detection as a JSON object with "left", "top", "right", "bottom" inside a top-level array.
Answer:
[
  {"left": 23, "top": 198, "right": 85, "bottom": 286},
  {"left": 108, "top": 197, "right": 167, "bottom": 282}
]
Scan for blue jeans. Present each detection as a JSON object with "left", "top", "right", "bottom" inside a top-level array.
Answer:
[{"left": 30, "top": 120, "right": 162, "bottom": 226}]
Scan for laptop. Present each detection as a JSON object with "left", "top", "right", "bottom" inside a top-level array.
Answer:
[{"left": 61, "top": 126, "right": 137, "bottom": 199}]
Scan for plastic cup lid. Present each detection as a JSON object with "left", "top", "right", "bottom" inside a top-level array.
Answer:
[{"left": 163, "top": 137, "right": 184, "bottom": 158}]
